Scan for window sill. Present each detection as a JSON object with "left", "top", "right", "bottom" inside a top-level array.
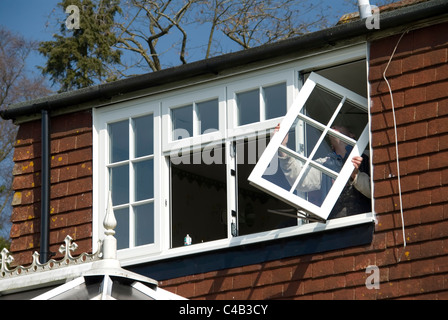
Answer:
[{"left": 119, "top": 212, "right": 375, "bottom": 268}]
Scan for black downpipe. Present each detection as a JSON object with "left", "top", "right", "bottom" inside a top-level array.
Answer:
[{"left": 40, "top": 109, "right": 51, "bottom": 263}]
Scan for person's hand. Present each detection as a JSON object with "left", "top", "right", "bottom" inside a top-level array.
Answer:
[
  {"left": 351, "top": 156, "right": 363, "bottom": 180},
  {"left": 275, "top": 124, "right": 288, "bottom": 146}
]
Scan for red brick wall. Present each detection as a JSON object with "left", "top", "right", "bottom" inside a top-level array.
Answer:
[
  {"left": 159, "top": 22, "right": 448, "bottom": 300},
  {"left": 10, "top": 111, "right": 93, "bottom": 266}
]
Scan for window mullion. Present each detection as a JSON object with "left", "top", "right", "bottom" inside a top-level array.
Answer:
[
  {"left": 227, "top": 140, "right": 238, "bottom": 238},
  {"left": 129, "top": 118, "right": 136, "bottom": 248},
  {"left": 259, "top": 86, "right": 265, "bottom": 122}
]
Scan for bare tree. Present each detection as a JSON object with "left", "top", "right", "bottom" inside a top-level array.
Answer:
[
  {"left": 112, "top": 0, "right": 331, "bottom": 75},
  {"left": 197, "top": 0, "right": 329, "bottom": 55},
  {"left": 0, "top": 27, "right": 52, "bottom": 243},
  {"left": 115, "top": 0, "right": 200, "bottom": 73}
]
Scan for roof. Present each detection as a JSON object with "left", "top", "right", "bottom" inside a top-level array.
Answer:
[
  {"left": 1, "top": 0, "right": 447, "bottom": 122},
  {"left": 0, "top": 195, "right": 187, "bottom": 300}
]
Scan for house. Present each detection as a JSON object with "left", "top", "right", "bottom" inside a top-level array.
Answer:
[{"left": 1, "top": 0, "right": 448, "bottom": 300}]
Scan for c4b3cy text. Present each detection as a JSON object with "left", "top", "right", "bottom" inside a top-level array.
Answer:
[{"left": 179, "top": 304, "right": 269, "bottom": 317}]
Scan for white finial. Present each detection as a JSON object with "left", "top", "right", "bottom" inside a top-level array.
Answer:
[{"left": 102, "top": 191, "right": 117, "bottom": 260}]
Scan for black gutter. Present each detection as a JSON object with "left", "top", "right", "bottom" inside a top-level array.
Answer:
[
  {"left": 40, "top": 109, "right": 52, "bottom": 263},
  {"left": 1, "top": 0, "right": 447, "bottom": 121}
]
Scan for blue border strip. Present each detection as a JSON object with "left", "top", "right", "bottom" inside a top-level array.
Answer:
[{"left": 128, "top": 222, "right": 374, "bottom": 281}]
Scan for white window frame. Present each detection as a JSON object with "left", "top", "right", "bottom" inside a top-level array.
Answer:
[
  {"left": 92, "top": 43, "right": 375, "bottom": 267},
  {"left": 248, "top": 72, "right": 370, "bottom": 221},
  {"left": 227, "top": 69, "right": 296, "bottom": 139},
  {"left": 162, "top": 85, "right": 226, "bottom": 153},
  {"left": 93, "top": 100, "right": 162, "bottom": 258}
]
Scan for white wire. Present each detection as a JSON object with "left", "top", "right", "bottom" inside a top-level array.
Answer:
[{"left": 382, "top": 30, "right": 410, "bottom": 249}]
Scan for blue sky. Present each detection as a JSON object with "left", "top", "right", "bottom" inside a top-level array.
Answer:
[
  {"left": 0, "top": 0, "right": 360, "bottom": 87},
  {"left": 0, "top": 0, "right": 61, "bottom": 76}
]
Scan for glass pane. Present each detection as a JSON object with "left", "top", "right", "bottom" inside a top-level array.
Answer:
[
  {"left": 172, "top": 105, "right": 193, "bottom": 140},
  {"left": 115, "top": 207, "right": 129, "bottom": 250},
  {"left": 274, "top": 148, "right": 335, "bottom": 208},
  {"left": 197, "top": 99, "right": 219, "bottom": 134},
  {"left": 134, "top": 160, "right": 154, "bottom": 201},
  {"left": 237, "top": 138, "right": 296, "bottom": 236},
  {"left": 264, "top": 83, "right": 286, "bottom": 120},
  {"left": 297, "top": 166, "right": 335, "bottom": 207},
  {"left": 266, "top": 150, "right": 306, "bottom": 194},
  {"left": 110, "top": 164, "right": 129, "bottom": 205},
  {"left": 332, "top": 99, "right": 368, "bottom": 141},
  {"left": 109, "top": 120, "right": 129, "bottom": 163},
  {"left": 135, "top": 203, "right": 154, "bottom": 246},
  {"left": 170, "top": 145, "right": 227, "bottom": 248},
  {"left": 237, "top": 89, "right": 259, "bottom": 126},
  {"left": 303, "top": 85, "right": 343, "bottom": 126},
  {"left": 134, "top": 115, "right": 153, "bottom": 157}
]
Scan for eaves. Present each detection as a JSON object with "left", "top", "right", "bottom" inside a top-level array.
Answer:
[{"left": 1, "top": 0, "right": 447, "bottom": 123}]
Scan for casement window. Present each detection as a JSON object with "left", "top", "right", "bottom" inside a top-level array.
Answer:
[
  {"left": 248, "top": 72, "right": 369, "bottom": 222},
  {"left": 94, "top": 101, "right": 162, "bottom": 255},
  {"left": 93, "top": 44, "right": 374, "bottom": 265}
]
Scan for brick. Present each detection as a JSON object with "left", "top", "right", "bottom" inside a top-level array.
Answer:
[
  {"left": 12, "top": 173, "right": 38, "bottom": 190},
  {"left": 67, "top": 148, "right": 92, "bottom": 165},
  {"left": 434, "top": 256, "right": 448, "bottom": 273},
  {"left": 395, "top": 106, "right": 416, "bottom": 125},
  {"left": 51, "top": 182, "right": 69, "bottom": 199},
  {"left": 429, "top": 150, "right": 448, "bottom": 170},
  {"left": 428, "top": 117, "right": 448, "bottom": 135},
  {"left": 312, "top": 260, "right": 334, "bottom": 278},
  {"left": 442, "top": 134, "right": 448, "bottom": 150},
  {"left": 419, "top": 275, "right": 446, "bottom": 294},
  {"left": 13, "top": 144, "right": 39, "bottom": 162},
  {"left": 402, "top": 53, "right": 424, "bottom": 73},
  {"left": 405, "top": 122, "right": 428, "bottom": 140},
  {"left": 332, "top": 256, "right": 355, "bottom": 274},
  {"left": 13, "top": 160, "right": 38, "bottom": 175},
  {"left": 76, "top": 131, "right": 93, "bottom": 149},
  {"left": 417, "top": 136, "right": 440, "bottom": 155},
  {"left": 412, "top": 22, "right": 448, "bottom": 51},
  {"left": 415, "top": 101, "right": 438, "bottom": 121},
  {"left": 303, "top": 278, "right": 324, "bottom": 294},
  {"left": 67, "top": 176, "right": 92, "bottom": 195},
  {"left": 372, "top": 146, "right": 395, "bottom": 164},
  {"left": 404, "top": 86, "right": 426, "bottom": 106},
  {"left": 51, "top": 154, "right": 69, "bottom": 168},
  {"left": 398, "top": 141, "right": 418, "bottom": 158},
  {"left": 390, "top": 73, "right": 414, "bottom": 91},
  {"left": 400, "top": 174, "right": 419, "bottom": 193},
  {"left": 413, "top": 67, "right": 437, "bottom": 86},
  {"left": 370, "top": 92, "right": 405, "bottom": 114},
  {"left": 374, "top": 180, "right": 396, "bottom": 198},
  {"left": 423, "top": 48, "right": 447, "bottom": 67},
  {"left": 369, "top": 33, "right": 413, "bottom": 65},
  {"left": 436, "top": 63, "right": 448, "bottom": 81},
  {"left": 431, "top": 186, "right": 448, "bottom": 205},
  {"left": 374, "top": 196, "right": 397, "bottom": 214},
  {"left": 426, "top": 81, "right": 448, "bottom": 101},
  {"left": 54, "top": 135, "right": 77, "bottom": 154},
  {"left": 51, "top": 111, "right": 92, "bottom": 137},
  {"left": 11, "top": 204, "right": 39, "bottom": 222}
]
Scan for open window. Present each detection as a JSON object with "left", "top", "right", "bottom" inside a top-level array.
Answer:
[{"left": 248, "top": 72, "right": 369, "bottom": 222}]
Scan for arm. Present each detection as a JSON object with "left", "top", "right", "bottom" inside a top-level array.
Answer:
[
  {"left": 350, "top": 156, "right": 371, "bottom": 198},
  {"left": 279, "top": 154, "right": 322, "bottom": 192}
]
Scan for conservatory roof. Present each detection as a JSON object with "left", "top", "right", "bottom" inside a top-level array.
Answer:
[{"left": 0, "top": 196, "right": 186, "bottom": 300}]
